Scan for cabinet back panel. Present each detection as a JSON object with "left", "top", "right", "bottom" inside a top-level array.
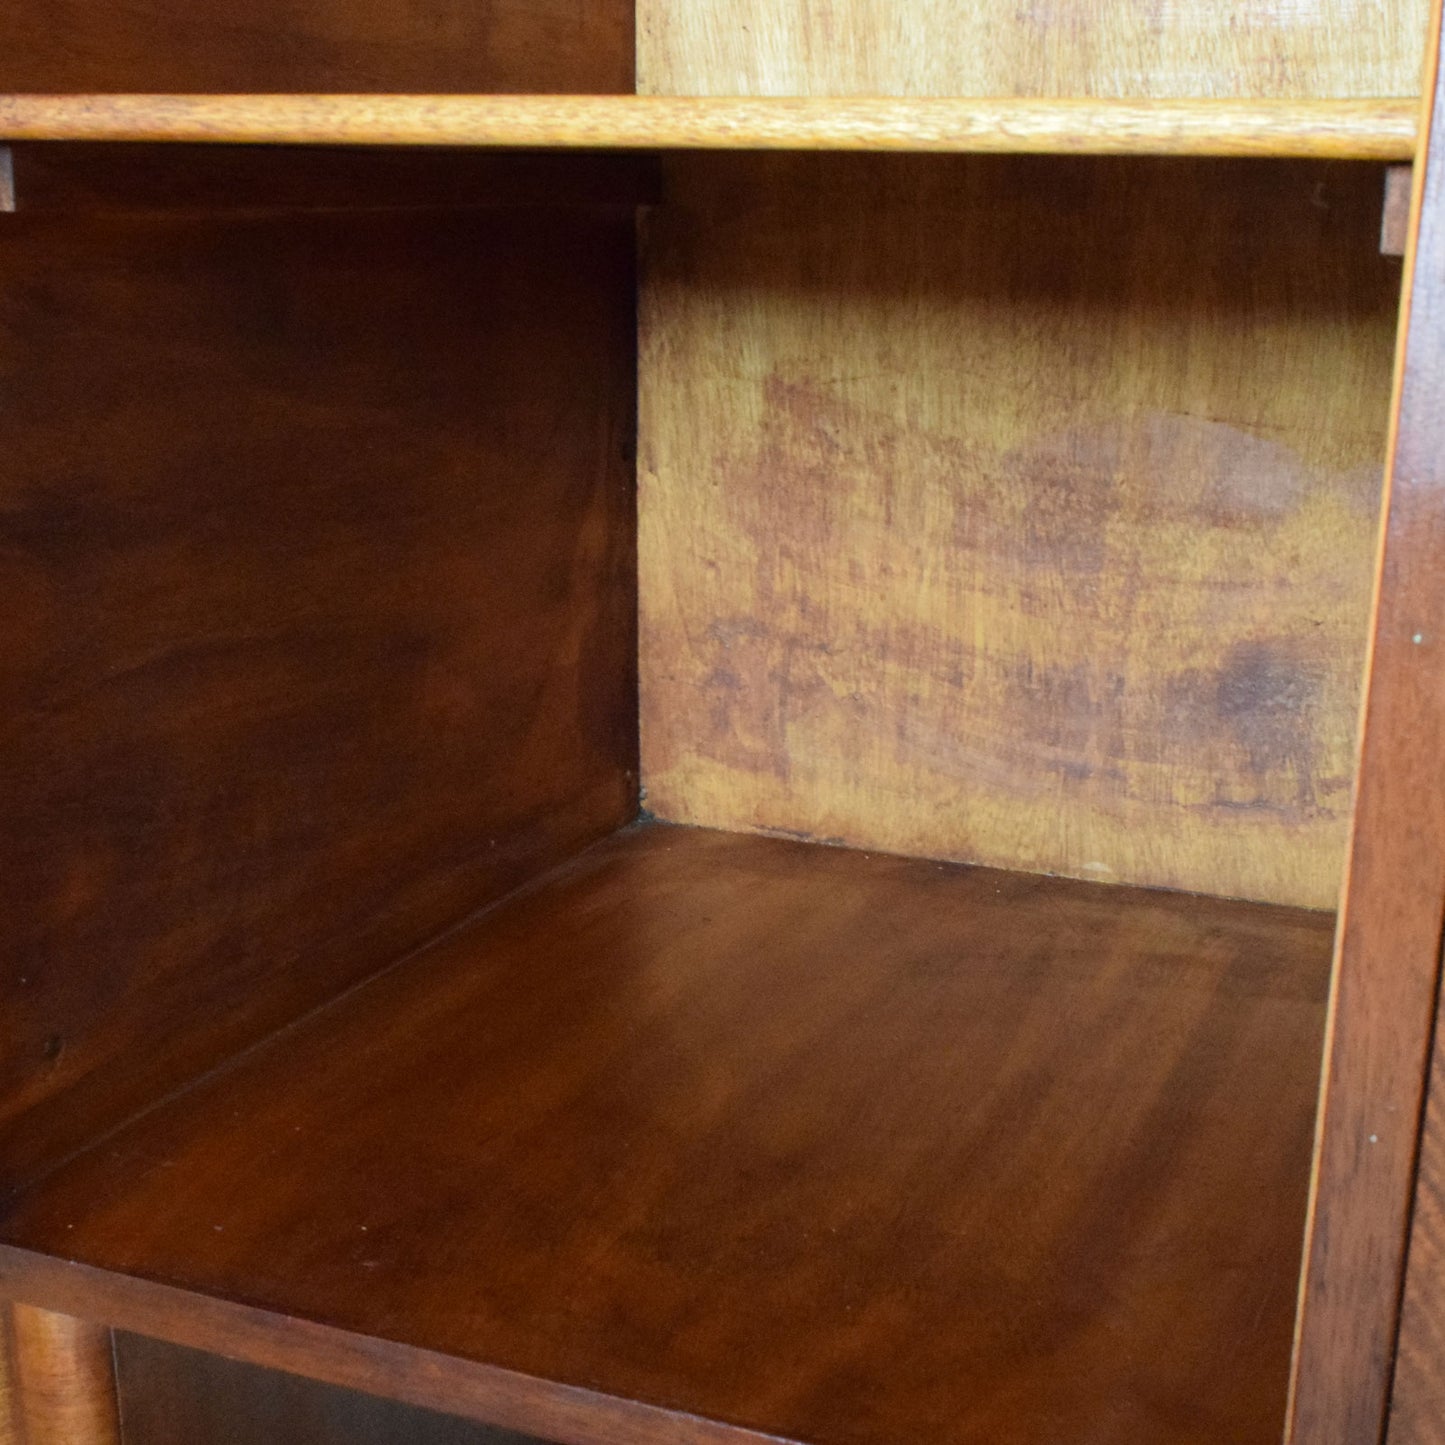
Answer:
[
  {"left": 0, "top": 187, "right": 638, "bottom": 1191},
  {"left": 639, "top": 0, "right": 1427, "bottom": 98},
  {"left": 0, "top": 0, "right": 632, "bottom": 95},
  {"left": 639, "top": 154, "right": 1397, "bottom": 908}
]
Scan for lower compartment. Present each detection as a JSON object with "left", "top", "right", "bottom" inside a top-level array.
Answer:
[
  {"left": 113, "top": 1332, "right": 542, "bottom": 1445},
  {"left": 0, "top": 822, "right": 1333, "bottom": 1445}
]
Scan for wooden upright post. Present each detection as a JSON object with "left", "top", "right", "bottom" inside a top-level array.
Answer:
[
  {"left": 1289, "top": 0, "right": 1445, "bottom": 1438},
  {"left": 7, "top": 1305, "right": 120, "bottom": 1445}
]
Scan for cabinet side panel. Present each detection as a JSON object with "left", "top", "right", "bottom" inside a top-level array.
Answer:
[
  {"left": 0, "top": 185, "right": 639, "bottom": 1190},
  {"left": 114, "top": 1333, "right": 547, "bottom": 1445},
  {"left": 0, "top": 0, "right": 632, "bottom": 95},
  {"left": 1295, "top": 0, "right": 1445, "bottom": 1431},
  {"left": 638, "top": 0, "right": 1426, "bottom": 98},
  {"left": 639, "top": 154, "right": 1395, "bottom": 908},
  {"left": 1391, "top": 965, "right": 1445, "bottom": 1444}
]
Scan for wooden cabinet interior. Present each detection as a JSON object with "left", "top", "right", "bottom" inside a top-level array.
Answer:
[
  {"left": 637, "top": 0, "right": 1430, "bottom": 98},
  {"left": 1316, "top": 4, "right": 1445, "bottom": 1436},
  {"left": 0, "top": 171, "right": 642, "bottom": 1192},
  {"left": 1, "top": 2, "right": 1444, "bottom": 1444},
  {"left": 0, "top": 0, "right": 635, "bottom": 95},
  {"left": 639, "top": 152, "right": 1397, "bottom": 909},
  {"left": 0, "top": 827, "right": 1334, "bottom": 1445}
]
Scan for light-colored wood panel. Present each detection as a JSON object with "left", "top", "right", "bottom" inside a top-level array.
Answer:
[
  {"left": 639, "top": 155, "right": 1399, "bottom": 907},
  {"left": 9, "top": 1307, "right": 119, "bottom": 1445},
  {"left": 0, "top": 95, "right": 1421, "bottom": 158},
  {"left": 639, "top": 0, "right": 1429, "bottom": 100}
]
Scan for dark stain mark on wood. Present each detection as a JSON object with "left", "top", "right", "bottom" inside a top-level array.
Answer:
[{"left": 684, "top": 376, "right": 1370, "bottom": 829}]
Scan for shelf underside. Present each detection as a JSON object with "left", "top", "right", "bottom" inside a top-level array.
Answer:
[
  {"left": 0, "top": 824, "right": 1334, "bottom": 1445},
  {"left": 0, "top": 95, "right": 1419, "bottom": 157}
]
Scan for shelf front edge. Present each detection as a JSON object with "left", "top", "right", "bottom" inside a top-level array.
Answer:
[
  {"left": 0, "top": 95, "right": 1420, "bottom": 158},
  {"left": 0, "top": 1246, "right": 800, "bottom": 1445}
]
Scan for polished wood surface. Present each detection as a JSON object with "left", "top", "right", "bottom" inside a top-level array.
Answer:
[
  {"left": 1, "top": 1307, "right": 17, "bottom": 1444},
  {"left": 639, "top": 0, "right": 1427, "bottom": 98},
  {"left": 640, "top": 154, "right": 1397, "bottom": 907},
  {"left": 0, "top": 1254, "right": 769, "bottom": 1445},
  {"left": 1372, "top": 34, "right": 1445, "bottom": 1438},
  {"left": 0, "top": 95, "right": 1420, "bottom": 158},
  {"left": 0, "top": 195, "right": 638, "bottom": 1191},
  {"left": 8, "top": 1307, "right": 119, "bottom": 1445},
  {"left": 1288, "top": 0, "right": 1445, "bottom": 1438},
  {"left": 1, "top": 825, "right": 1332, "bottom": 1445},
  {"left": 6, "top": 144, "right": 661, "bottom": 214},
  {"left": 0, "top": 0, "right": 631, "bottom": 95},
  {"left": 114, "top": 1333, "right": 541, "bottom": 1445},
  {"left": 1390, "top": 953, "right": 1445, "bottom": 1444}
]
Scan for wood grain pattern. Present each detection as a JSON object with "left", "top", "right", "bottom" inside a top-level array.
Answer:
[
  {"left": 1, "top": 1307, "right": 17, "bottom": 1444},
  {"left": 640, "top": 154, "right": 1398, "bottom": 907},
  {"left": 0, "top": 1254, "right": 777, "bottom": 1445},
  {"left": 1288, "top": 0, "right": 1445, "bottom": 1438},
  {"left": 0, "top": 824, "right": 1334, "bottom": 1445},
  {"left": 5, "top": 144, "right": 661, "bottom": 214},
  {"left": 1390, "top": 952, "right": 1445, "bottom": 1444},
  {"left": 0, "top": 0, "right": 632, "bottom": 95},
  {"left": 8, "top": 1307, "right": 119, "bottom": 1445},
  {"left": 113, "top": 1332, "right": 542, "bottom": 1445},
  {"left": 0, "top": 195, "right": 638, "bottom": 1192},
  {"left": 638, "top": 0, "right": 1428, "bottom": 99},
  {"left": 0, "top": 95, "right": 1421, "bottom": 159}
]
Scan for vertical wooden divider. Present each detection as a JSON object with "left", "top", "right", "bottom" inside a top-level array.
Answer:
[
  {"left": 1, "top": 1305, "right": 19, "bottom": 1444},
  {"left": 1288, "top": 0, "right": 1445, "bottom": 1438},
  {"left": 8, "top": 1305, "right": 120, "bottom": 1445}
]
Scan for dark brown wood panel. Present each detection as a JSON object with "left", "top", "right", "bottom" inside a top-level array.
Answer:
[
  {"left": 115, "top": 1332, "right": 546, "bottom": 1445},
  {"left": 0, "top": 0, "right": 632, "bottom": 95},
  {"left": 0, "top": 193, "right": 638, "bottom": 1192},
  {"left": 1, "top": 1305, "right": 16, "bottom": 1441},
  {"left": 1390, "top": 949, "right": 1445, "bottom": 1443},
  {"left": 0, "top": 1257, "right": 777, "bottom": 1445},
  {"left": 1, "top": 825, "right": 1333, "bottom": 1445},
  {"left": 8, "top": 146, "right": 662, "bottom": 216},
  {"left": 1287, "top": 1, "right": 1445, "bottom": 1440}
]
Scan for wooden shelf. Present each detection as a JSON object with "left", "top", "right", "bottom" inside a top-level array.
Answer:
[
  {"left": 0, "top": 94, "right": 1420, "bottom": 157},
  {"left": 0, "top": 824, "right": 1333, "bottom": 1445}
]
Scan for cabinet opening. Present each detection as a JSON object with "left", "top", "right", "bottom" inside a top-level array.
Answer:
[{"left": 0, "top": 147, "right": 1405, "bottom": 1445}]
